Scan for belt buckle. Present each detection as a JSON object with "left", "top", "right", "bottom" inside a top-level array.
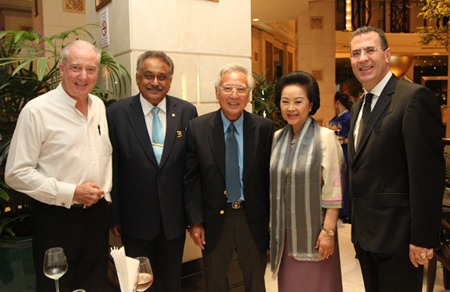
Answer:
[{"left": 231, "top": 201, "right": 241, "bottom": 210}]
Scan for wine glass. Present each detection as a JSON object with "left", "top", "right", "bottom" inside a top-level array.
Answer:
[
  {"left": 135, "top": 257, "right": 153, "bottom": 291},
  {"left": 43, "top": 247, "right": 68, "bottom": 292},
  {"left": 335, "top": 122, "right": 342, "bottom": 137}
]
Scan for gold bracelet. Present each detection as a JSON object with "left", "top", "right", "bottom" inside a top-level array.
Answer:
[{"left": 322, "top": 227, "right": 335, "bottom": 237}]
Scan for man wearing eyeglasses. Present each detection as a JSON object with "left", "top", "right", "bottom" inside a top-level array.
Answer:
[
  {"left": 184, "top": 64, "right": 274, "bottom": 291},
  {"left": 107, "top": 51, "right": 197, "bottom": 292},
  {"left": 347, "top": 26, "right": 444, "bottom": 292}
]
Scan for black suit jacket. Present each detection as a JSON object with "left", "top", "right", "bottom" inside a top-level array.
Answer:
[
  {"left": 107, "top": 94, "right": 197, "bottom": 240},
  {"left": 348, "top": 75, "right": 445, "bottom": 254},
  {"left": 184, "top": 110, "right": 274, "bottom": 252}
]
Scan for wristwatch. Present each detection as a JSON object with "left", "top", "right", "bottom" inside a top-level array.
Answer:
[{"left": 322, "top": 227, "right": 335, "bottom": 237}]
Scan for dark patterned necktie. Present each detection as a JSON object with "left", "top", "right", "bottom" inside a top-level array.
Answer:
[
  {"left": 357, "top": 93, "right": 373, "bottom": 148},
  {"left": 225, "top": 123, "right": 240, "bottom": 202}
]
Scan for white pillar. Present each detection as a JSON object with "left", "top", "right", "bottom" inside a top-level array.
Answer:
[
  {"left": 296, "top": 0, "right": 336, "bottom": 124},
  {"left": 86, "top": 0, "right": 253, "bottom": 115}
]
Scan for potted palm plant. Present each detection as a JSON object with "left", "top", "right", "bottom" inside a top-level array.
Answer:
[
  {"left": 0, "top": 25, "right": 130, "bottom": 291},
  {"left": 252, "top": 73, "right": 285, "bottom": 130}
]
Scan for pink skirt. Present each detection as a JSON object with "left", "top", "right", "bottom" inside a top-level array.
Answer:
[{"left": 278, "top": 234, "right": 343, "bottom": 292}]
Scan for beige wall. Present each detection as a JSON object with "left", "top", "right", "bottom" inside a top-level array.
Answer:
[
  {"left": 86, "top": 0, "right": 253, "bottom": 115},
  {"left": 85, "top": 0, "right": 254, "bottom": 262},
  {"left": 296, "top": 0, "right": 336, "bottom": 125}
]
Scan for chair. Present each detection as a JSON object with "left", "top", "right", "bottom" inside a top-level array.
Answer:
[{"left": 427, "top": 208, "right": 450, "bottom": 292}]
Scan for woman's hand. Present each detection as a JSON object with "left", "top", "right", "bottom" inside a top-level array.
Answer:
[{"left": 316, "top": 229, "right": 335, "bottom": 260}]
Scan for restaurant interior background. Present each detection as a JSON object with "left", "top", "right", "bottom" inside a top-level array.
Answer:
[{"left": 1, "top": 0, "right": 449, "bottom": 291}]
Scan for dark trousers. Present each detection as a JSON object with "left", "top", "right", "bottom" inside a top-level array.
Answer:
[
  {"left": 202, "top": 207, "right": 267, "bottom": 292},
  {"left": 355, "top": 242, "right": 423, "bottom": 292},
  {"left": 32, "top": 198, "right": 111, "bottom": 292},
  {"left": 121, "top": 226, "right": 185, "bottom": 292}
]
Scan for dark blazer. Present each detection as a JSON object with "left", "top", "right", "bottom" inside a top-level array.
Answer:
[
  {"left": 107, "top": 94, "right": 197, "bottom": 240},
  {"left": 184, "top": 110, "right": 274, "bottom": 252},
  {"left": 348, "top": 75, "right": 445, "bottom": 255}
]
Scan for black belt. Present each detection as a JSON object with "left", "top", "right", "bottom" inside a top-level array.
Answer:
[
  {"left": 227, "top": 201, "right": 245, "bottom": 210},
  {"left": 71, "top": 204, "right": 87, "bottom": 209}
]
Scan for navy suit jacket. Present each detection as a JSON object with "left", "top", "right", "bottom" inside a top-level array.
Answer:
[
  {"left": 107, "top": 94, "right": 197, "bottom": 240},
  {"left": 348, "top": 75, "right": 445, "bottom": 254},
  {"left": 184, "top": 110, "right": 274, "bottom": 252}
]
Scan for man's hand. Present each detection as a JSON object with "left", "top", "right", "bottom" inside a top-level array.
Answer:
[
  {"left": 188, "top": 224, "right": 206, "bottom": 250},
  {"left": 409, "top": 244, "right": 434, "bottom": 267},
  {"left": 111, "top": 224, "right": 121, "bottom": 237},
  {"left": 73, "top": 182, "right": 104, "bottom": 207}
]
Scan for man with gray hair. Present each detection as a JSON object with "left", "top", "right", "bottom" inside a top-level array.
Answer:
[
  {"left": 107, "top": 50, "right": 197, "bottom": 292},
  {"left": 6, "top": 40, "right": 112, "bottom": 291},
  {"left": 184, "top": 64, "right": 274, "bottom": 291}
]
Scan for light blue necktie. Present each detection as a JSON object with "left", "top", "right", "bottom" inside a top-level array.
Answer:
[
  {"left": 151, "top": 107, "right": 164, "bottom": 164},
  {"left": 225, "top": 123, "right": 240, "bottom": 202}
]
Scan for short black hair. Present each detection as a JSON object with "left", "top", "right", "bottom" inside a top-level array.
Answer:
[
  {"left": 334, "top": 91, "right": 353, "bottom": 110},
  {"left": 351, "top": 26, "right": 389, "bottom": 51},
  {"left": 274, "top": 71, "right": 320, "bottom": 115}
]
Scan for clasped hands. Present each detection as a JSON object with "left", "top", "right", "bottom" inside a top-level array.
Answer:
[{"left": 73, "top": 182, "right": 104, "bottom": 207}]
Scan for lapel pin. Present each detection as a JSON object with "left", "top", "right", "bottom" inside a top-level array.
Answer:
[
  {"left": 172, "top": 113, "right": 176, "bottom": 117},
  {"left": 177, "top": 130, "right": 182, "bottom": 138}
]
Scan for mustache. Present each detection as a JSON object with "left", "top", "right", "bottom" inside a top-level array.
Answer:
[{"left": 146, "top": 85, "right": 164, "bottom": 91}]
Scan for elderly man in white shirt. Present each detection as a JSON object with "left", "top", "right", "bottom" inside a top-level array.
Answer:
[{"left": 5, "top": 40, "right": 112, "bottom": 292}]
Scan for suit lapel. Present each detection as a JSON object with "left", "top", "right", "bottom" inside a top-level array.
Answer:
[
  {"left": 127, "top": 95, "right": 159, "bottom": 167},
  {"left": 242, "top": 111, "right": 256, "bottom": 188},
  {"left": 209, "top": 110, "right": 226, "bottom": 180},
  {"left": 348, "top": 98, "right": 363, "bottom": 158},
  {"left": 159, "top": 96, "right": 176, "bottom": 167},
  {"left": 354, "top": 75, "right": 398, "bottom": 160}
]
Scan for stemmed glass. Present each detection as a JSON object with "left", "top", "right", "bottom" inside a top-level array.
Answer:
[
  {"left": 135, "top": 257, "right": 153, "bottom": 291},
  {"left": 43, "top": 247, "right": 68, "bottom": 292},
  {"left": 335, "top": 122, "right": 342, "bottom": 137}
]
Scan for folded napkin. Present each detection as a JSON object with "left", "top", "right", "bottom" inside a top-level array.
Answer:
[{"left": 110, "top": 246, "right": 139, "bottom": 292}]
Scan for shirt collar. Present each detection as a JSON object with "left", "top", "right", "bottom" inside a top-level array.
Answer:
[
  {"left": 57, "top": 84, "right": 92, "bottom": 108},
  {"left": 365, "top": 71, "right": 393, "bottom": 97},
  {"left": 221, "top": 111, "right": 244, "bottom": 135},
  {"left": 140, "top": 94, "right": 167, "bottom": 116}
]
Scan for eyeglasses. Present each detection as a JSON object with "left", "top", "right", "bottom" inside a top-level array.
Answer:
[
  {"left": 220, "top": 85, "right": 249, "bottom": 95},
  {"left": 350, "top": 46, "right": 383, "bottom": 59},
  {"left": 143, "top": 72, "right": 171, "bottom": 81}
]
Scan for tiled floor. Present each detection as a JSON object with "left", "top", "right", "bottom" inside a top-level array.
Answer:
[{"left": 264, "top": 220, "right": 449, "bottom": 292}]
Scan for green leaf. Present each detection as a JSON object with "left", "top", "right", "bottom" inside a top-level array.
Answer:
[
  {"left": 0, "top": 188, "right": 9, "bottom": 201},
  {"left": 36, "top": 57, "right": 49, "bottom": 81}
]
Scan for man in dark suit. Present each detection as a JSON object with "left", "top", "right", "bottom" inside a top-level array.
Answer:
[
  {"left": 107, "top": 51, "right": 197, "bottom": 292},
  {"left": 347, "top": 26, "right": 445, "bottom": 292},
  {"left": 184, "top": 64, "right": 274, "bottom": 291}
]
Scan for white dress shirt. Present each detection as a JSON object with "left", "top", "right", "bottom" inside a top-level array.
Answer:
[
  {"left": 140, "top": 94, "right": 167, "bottom": 140},
  {"left": 5, "top": 84, "right": 112, "bottom": 208},
  {"left": 353, "top": 71, "right": 393, "bottom": 148}
]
